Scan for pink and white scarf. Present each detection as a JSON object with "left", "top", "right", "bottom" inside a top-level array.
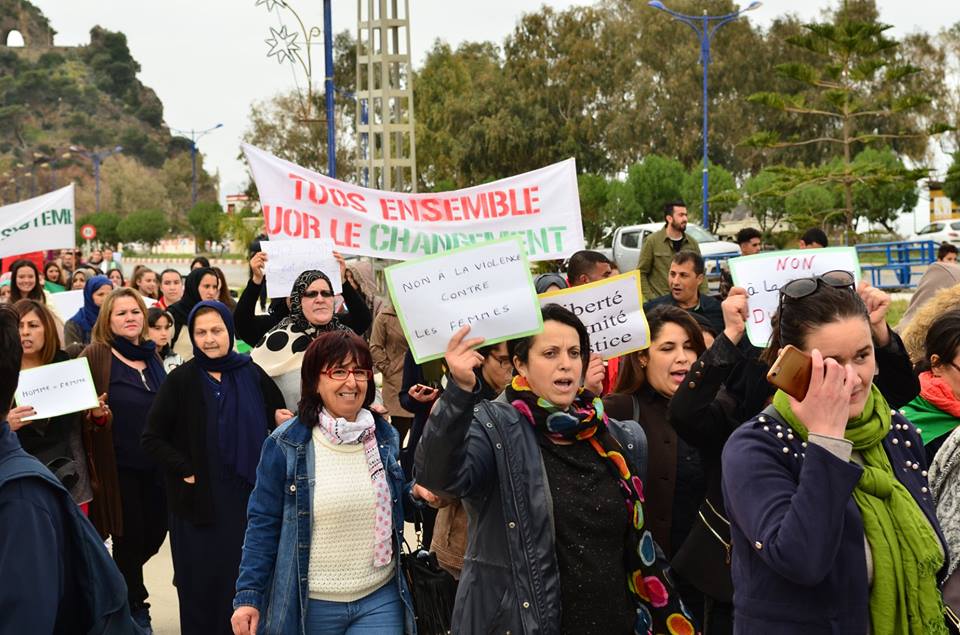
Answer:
[{"left": 317, "top": 407, "right": 393, "bottom": 567}]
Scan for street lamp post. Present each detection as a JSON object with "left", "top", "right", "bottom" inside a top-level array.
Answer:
[
  {"left": 647, "top": 1, "right": 761, "bottom": 230},
  {"left": 70, "top": 145, "right": 124, "bottom": 213},
  {"left": 171, "top": 124, "right": 223, "bottom": 207}
]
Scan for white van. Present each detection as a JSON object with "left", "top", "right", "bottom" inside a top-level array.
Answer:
[{"left": 612, "top": 222, "right": 741, "bottom": 276}]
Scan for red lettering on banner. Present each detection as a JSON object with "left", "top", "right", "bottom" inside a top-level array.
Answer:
[
  {"left": 347, "top": 192, "right": 367, "bottom": 213},
  {"left": 331, "top": 189, "right": 348, "bottom": 208},
  {"left": 524, "top": 187, "right": 541, "bottom": 215},
  {"left": 463, "top": 193, "right": 487, "bottom": 219},
  {"left": 284, "top": 208, "right": 303, "bottom": 236},
  {"left": 379, "top": 199, "right": 397, "bottom": 221},
  {"left": 329, "top": 219, "right": 360, "bottom": 247},
  {"left": 398, "top": 199, "right": 417, "bottom": 222},
  {"left": 421, "top": 198, "right": 442, "bottom": 222},
  {"left": 263, "top": 205, "right": 283, "bottom": 234},
  {"left": 775, "top": 255, "right": 816, "bottom": 271},
  {"left": 304, "top": 213, "right": 322, "bottom": 238},
  {"left": 288, "top": 174, "right": 308, "bottom": 201},
  {"left": 488, "top": 191, "right": 509, "bottom": 218}
]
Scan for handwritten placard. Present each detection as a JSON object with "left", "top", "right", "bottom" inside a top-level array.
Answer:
[
  {"left": 385, "top": 238, "right": 543, "bottom": 363},
  {"left": 261, "top": 238, "right": 343, "bottom": 298},
  {"left": 538, "top": 271, "right": 650, "bottom": 359},
  {"left": 729, "top": 247, "right": 861, "bottom": 347},
  {"left": 14, "top": 357, "right": 99, "bottom": 420},
  {"left": 48, "top": 289, "right": 84, "bottom": 320}
]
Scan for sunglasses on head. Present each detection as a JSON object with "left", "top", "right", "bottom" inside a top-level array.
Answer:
[
  {"left": 777, "top": 269, "right": 856, "bottom": 343},
  {"left": 301, "top": 289, "right": 335, "bottom": 299}
]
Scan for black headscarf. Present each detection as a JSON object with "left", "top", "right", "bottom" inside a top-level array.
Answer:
[{"left": 168, "top": 267, "right": 216, "bottom": 342}]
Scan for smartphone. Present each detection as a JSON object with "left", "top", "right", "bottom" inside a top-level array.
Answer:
[
  {"left": 766, "top": 345, "right": 813, "bottom": 401},
  {"left": 413, "top": 384, "right": 438, "bottom": 395}
]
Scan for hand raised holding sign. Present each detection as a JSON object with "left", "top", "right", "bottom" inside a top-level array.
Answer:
[
  {"left": 7, "top": 405, "right": 37, "bottom": 431},
  {"left": 445, "top": 325, "right": 485, "bottom": 392},
  {"left": 584, "top": 353, "right": 605, "bottom": 395},
  {"left": 250, "top": 252, "right": 267, "bottom": 285},
  {"left": 721, "top": 287, "right": 749, "bottom": 345}
]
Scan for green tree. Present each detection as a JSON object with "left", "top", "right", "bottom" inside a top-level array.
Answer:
[
  {"left": 117, "top": 209, "right": 167, "bottom": 248},
  {"left": 624, "top": 155, "right": 686, "bottom": 223},
  {"left": 220, "top": 208, "right": 262, "bottom": 255},
  {"left": 850, "top": 147, "right": 919, "bottom": 233},
  {"left": 744, "top": 7, "right": 948, "bottom": 242},
  {"left": 785, "top": 184, "right": 840, "bottom": 231},
  {"left": 743, "top": 168, "right": 789, "bottom": 234},
  {"left": 578, "top": 174, "right": 609, "bottom": 247},
  {"left": 76, "top": 211, "right": 121, "bottom": 247},
  {"left": 944, "top": 152, "right": 960, "bottom": 204},
  {"left": 681, "top": 162, "right": 738, "bottom": 233},
  {"left": 187, "top": 201, "right": 224, "bottom": 250},
  {"left": 161, "top": 154, "right": 218, "bottom": 224}
]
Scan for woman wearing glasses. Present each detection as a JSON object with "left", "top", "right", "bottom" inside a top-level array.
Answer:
[
  {"left": 231, "top": 331, "right": 417, "bottom": 635},
  {"left": 721, "top": 271, "right": 949, "bottom": 634},
  {"left": 143, "top": 301, "right": 286, "bottom": 635},
  {"left": 251, "top": 265, "right": 372, "bottom": 410}
]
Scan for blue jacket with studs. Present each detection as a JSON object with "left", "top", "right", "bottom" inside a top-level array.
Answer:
[{"left": 721, "top": 407, "right": 946, "bottom": 635}]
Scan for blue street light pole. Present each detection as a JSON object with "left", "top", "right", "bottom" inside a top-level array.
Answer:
[
  {"left": 648, "top": 1, "right": 761, "bottom": 230},
  {"left": 172, "top": 124, "right": 223, "bottom": 206},
  {"left": 323, "top": 0, "right": 336, "bottom": 179},
  {"left": 70, "top": 145, "right": 123, "bottom": 213}
]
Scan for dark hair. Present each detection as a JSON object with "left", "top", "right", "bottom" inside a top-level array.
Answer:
[
  {"left": 735, "top": 227, "right": 762, "bottom": 245},
  {"left": 159, "top": 268, "right": 181, "bottom": 284},
  {"left": 12, "top": 299, "right": 61, "bottom": 364},
  {"left": 614, "top": 304, "right": 705, "bottom": 395},
  {"left": 800, "top": 227, "right": 828, "bottom": 248},
  {"left": 917, "top": 308, "right": 960, "bottom": 374},
  {"left": 147, "top": 306, "right": 174, "bottom": 328},
  {"left": 938, "top": 242, "right": 959, "bottom": 261},
  {"left": 108, "top": 268, "right": 126, "bottom": 286},
  {"left": 0, "top": 305, "right": 21, "bottom": 420},
  {"left": 213, "top": 267, "right": 236, "bottom": 310},
  {"left": 191, "top": 256, "right": 211, "bottom": 269},
  {"left": 478, "top": 342, "right": 507, "bottom": 358},
  {"left": 566, "top": 250, "right": 612, "bottom": 285},
  {"left": 298, "top": 331, "right": 377, "bottom": 427},
  {"left": 762, "top": 282, "right": 868, "bottom": 364},
  {"left": 44, "top": 260, "right": 63, "bottom": 282},
  {"left": 508, "top": 304, "right": 591, "bottom": 380},
  {"left": 9, "top": 259, "right": 44, "bottom": 303},
  {"left": 664, "top": 200, "right": 686, "bottom": 220},
  {"left": 672, "top": 250, "right": 704, "bottom": 276}
]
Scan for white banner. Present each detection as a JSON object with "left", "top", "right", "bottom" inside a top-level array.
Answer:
[
  {"left": 539, "top": 271, "right": 650, "bottom": 360},
  {"left": 729, "top": 247, "right": 861, "bottom": 347},
  {"left": 0, "top": 184, "right": 75, "bottom": 258},
  {"left": 385, "top": 238, "right": 543, "bottom": 363},
  {"left": 14, "top": 357, "right": 99, "bottom": 421},
  {"left": 261, "top": 238, "right": 343, "bottom": 298},
  {"left": 243, "top": 144, "right": 584, "bottom": 262}
]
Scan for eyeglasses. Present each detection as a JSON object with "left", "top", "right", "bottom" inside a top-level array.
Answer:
[
  {"left": 302, "top": 289, "right": 335, "bottom": 299},
  {"left": 324, "top": 367, "right": 373, "bottom": 381},
  {"left": 776, "top": 269, "right": 856, "bottom": 344},
  {"left": 490, "top": 354, "right": 512, "bottom": 370}
]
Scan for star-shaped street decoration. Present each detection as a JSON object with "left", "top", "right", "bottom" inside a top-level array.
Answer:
[
  {"left": 255, "top": 0, "right": 285, "bottom": 11},
  {"left": 265, "top": 25, "right": 300, "bottom": 65}
]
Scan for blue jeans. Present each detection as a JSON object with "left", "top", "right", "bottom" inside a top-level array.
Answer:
[{"left": 305, "top": 581, "right": 404, "bottom": 634}]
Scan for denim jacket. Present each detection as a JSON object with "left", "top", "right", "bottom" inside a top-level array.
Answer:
[{"left": 233, "top": 413, "right": 416, "bottom": 635}]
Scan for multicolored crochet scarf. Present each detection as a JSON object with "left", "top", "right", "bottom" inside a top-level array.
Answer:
[{"left": 505, "top": 375, "right": 698, "bottom": 635}]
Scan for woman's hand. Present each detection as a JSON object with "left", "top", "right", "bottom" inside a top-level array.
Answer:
[
  {"left": 857, "top": 281, "right": 891, "bottom": 347},
  {"left": 231, "top": 606, "right": 260, "bottom": 635},
  {"left": 583, "top": 353, "right": 605, "bottom": 395},
  {"left": 408, "top": 384, "right": 439, "bottom": 403},
  {"left": 183, "top": 475, "right": 196, "bottom": 484},
  {"left": 7, "top": 405, "right": 37, "bottom": 431},
  {"left": 90, "top": 393, "right": 110, "bottom": 419},
  {"left": 790, "top": 349, "right": 858, "bottom": 439},
  {"left": 250, "top": 252, "right": 267, "bottom": 285},
  {"left": 446, "top": 325, "right": 485, "bottom": 392},
  {"left": 721, "top": 286, "right": 749, "bottom": 345},
  {"left": 334, "top": 251, "right": 347, "bottom": 282},
  {"left": 274, "top": 409, "right": 295, "bottom": 426},
  {"left": 412, "top": 483, "right": 450, "bottom": 508}
]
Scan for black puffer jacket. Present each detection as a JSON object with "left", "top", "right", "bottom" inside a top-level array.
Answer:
[{"left": 415, "top": 379, "right": 648, "bottom": 635}]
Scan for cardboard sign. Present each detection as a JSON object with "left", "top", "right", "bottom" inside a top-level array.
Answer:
[
  {"left": 538, "top": 271, "right": 650, "bottom": 359},
  {"left": 260, "top": 238, "right": 343, "bottom": 298},
  {"left": 385, "top": 238, "right": 543, "bottom": 363},
  {"left": 0, "top": 184, "right": 75, "bottom": 258},
  {"left": 729, "top": 247, "right": 861, "bottom": 347},
  {"left": 243, "top": 143, "right": 584, "bottom": 261},
  {"left": 14, "top": 357, "right": 99, "bottom": 421},
  {"left": 48, "top": 289, "right": 84, "bottom": 321}
]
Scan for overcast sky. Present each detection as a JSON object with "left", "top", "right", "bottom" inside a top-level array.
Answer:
[{"left": 23, "top": 1, "right": 960, "bottom": 232}]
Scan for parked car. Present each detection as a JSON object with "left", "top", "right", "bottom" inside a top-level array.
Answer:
[
  {"left": 611, "top": 222, "right": 741, "bottom": 275},
  {"left": 909, "top": 221, "right": 960, "bottom": 245}
]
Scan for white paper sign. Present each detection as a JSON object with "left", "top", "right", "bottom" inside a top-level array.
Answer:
[
  {"left": 14, "top": 357, "right": 99, "bottom": 420},
  {"left": 385, "top": 238, "right": 543, "bottom": 363},
  {"left": 48, "top": 289, "right": 84, "bottom": 321},
  {"left": 261, "top": 238, "right": 343, "bottom": 298},
  {"left": 538, "top": 271, "right": 650, "bottom": 360},
  {"left": 729, "top": 247, "right": 861, "bottom": 347},
  {"left": 0, "top": 184, "right": 75, "bottom": 258}
]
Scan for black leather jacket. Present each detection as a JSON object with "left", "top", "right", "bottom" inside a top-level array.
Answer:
[{"left": 415, "top": 378, "right": 648, "bottom": 635}]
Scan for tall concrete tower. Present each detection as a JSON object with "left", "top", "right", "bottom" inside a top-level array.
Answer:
[{"left": 356, "top": 0, "right": 417, "bottom": 192}]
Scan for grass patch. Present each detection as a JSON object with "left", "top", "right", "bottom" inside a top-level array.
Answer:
[{"left": 886, "top": 299, "right": 908, "bottom": 329}]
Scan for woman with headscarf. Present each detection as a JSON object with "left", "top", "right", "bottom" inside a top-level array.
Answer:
[
  {"left": 143, "top": 301, "right": 286, "bottom": 635},
  {"left": 343, "top": 261, "right": 383, "bottom": 340},
  {"left": 167, "top": 267, "right": 222, "bottom": 363},
  {"left": 251, "top": 264, "right": 373, "bottom": 410},
  {"left": 69, "top": 268, "right": 90, "bottom": 291},
  {"left": 64, "top": 275, "right": 113, "bottom": 357}
]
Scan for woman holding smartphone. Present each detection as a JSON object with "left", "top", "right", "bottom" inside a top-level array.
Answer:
[{"left": 721, "top": 271, "right": 950, "bottom": 634}]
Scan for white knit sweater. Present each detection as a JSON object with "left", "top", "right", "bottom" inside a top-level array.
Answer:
[{"left": 308, "top": 429, "right": 394, "bottom": 601}]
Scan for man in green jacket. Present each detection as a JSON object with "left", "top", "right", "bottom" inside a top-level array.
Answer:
[{"left": 637, "top": 201, "right": 706, "bottom": 301}]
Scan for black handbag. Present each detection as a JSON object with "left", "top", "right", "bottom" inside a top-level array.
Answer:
[
  {"left": 671, "top": 495, "right": 734, "bottom": 603},
  {"left": 400, "top": 516, "right": 457, "bottom": 635}
]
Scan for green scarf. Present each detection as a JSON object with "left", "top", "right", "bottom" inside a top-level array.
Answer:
[{"left": 773, "top": 385, "right": 946, "bottom": 635}]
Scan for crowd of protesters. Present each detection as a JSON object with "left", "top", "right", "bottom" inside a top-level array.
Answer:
[{"left": 2, "top": 200, "right": 960, "bottom": 635}]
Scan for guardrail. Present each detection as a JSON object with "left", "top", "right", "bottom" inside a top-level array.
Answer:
[{"left": 855, "top": 240, "right": 936, "bottom": 289}]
